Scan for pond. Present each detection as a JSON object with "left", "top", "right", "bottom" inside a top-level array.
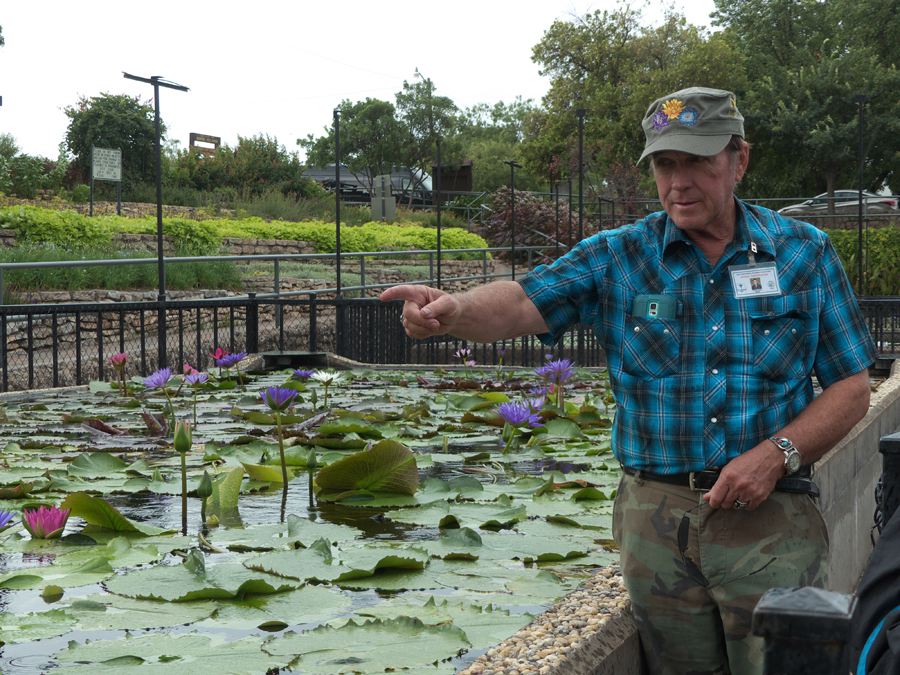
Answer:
[{"left": 0, "top": 359, "right": 620, "bottom": 674}]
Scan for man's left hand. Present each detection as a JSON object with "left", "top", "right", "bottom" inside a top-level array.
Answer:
[{"left": 703, "top": 440, "right": 785, "bottom": 510}]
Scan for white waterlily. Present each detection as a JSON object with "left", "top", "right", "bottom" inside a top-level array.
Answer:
[
  {"left": 310, "top": 370, "right": 345, "bottom": 408},
  {"left": 310, "top": 370, "right": 344, "bottom": 385}
]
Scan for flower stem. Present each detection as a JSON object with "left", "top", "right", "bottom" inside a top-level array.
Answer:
[
  {"left": 276, "top": 411, "right": 288, "bottom": 486},
  {"left": 180, "top": 449, "right": 188, "bottom": 535}
]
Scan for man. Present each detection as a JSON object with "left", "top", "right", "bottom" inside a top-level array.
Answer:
[{"left": 380, "top": 87, "right": 875, "bottom": 675}]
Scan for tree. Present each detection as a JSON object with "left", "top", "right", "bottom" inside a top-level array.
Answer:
[
  {"left": 0, "top": 133, "right": 19, "bottom": 161},
  {"left": 712, "top": 0, "right": 900, "bottom": 202},
  {"left": 524, "top": 4, "right": 745, "bottom": 197},
  {"left": 64, "top": 93, "right": 162, "bottom": 184},
  {"left": 455, "top": 98, "right": 545, "bottom": 192},
  {"left": 394, "top": 79, "right": 460, "bottom": 205},
  {"left": 299, "top": 98, "right": 402, "bottom": 195}
]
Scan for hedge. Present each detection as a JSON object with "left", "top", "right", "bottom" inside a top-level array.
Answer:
[{"left": 0, "top": 206, "right": 489, "bottom": 260}]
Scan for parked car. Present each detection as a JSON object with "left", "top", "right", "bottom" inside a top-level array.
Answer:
[{"left": 778, "top": 190, "right": 898, "bottom": 216}]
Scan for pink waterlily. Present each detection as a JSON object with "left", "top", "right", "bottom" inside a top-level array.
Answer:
[
  {"left": 23, "top": 505, "right": 71, "bottom": 539},
  {"left": 110, "top": 353, "right": 128, "bottom": 371}
]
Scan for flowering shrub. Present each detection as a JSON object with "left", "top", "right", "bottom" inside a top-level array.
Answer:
[{"left": 482, "top": 186, "right": 579, "bottom": 266}]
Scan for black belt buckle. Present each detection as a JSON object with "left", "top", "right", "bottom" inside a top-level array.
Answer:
[{"left": 688, "top": 470, "right": 719, "bottom": 491}]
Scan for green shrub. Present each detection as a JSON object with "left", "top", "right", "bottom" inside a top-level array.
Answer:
[
  {"left": 0, "top": 206, "right": 490, "bottom": 261},
  {"left": 0, "top": 205, "right": 114, "bottom": 247},
  {"left": 119, "top": 217, "right": 222, "bottom": 254},
  {"left": 7, "top": 154, "right": 50, "bottom": 199},
  {"left": 169, "top": 134, "right": 320, "bottom": 198},
  {"left": 827, "top": 228, "right": 900, "bottom": 295}
]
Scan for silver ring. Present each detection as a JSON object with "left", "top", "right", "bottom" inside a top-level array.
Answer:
[
  {"left": 733, "top": 499, "right": 749, "bottom": 509},
  {"left": 400, "top": 316, "right": 405, "bottom": 325}
]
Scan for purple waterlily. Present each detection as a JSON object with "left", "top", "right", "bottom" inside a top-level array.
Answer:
[
  {"left": 496, "top": 402, "right": 544, "bottom": 428},
  {"left": 23, "top": 505, "right": 70, "bottom": 539},
  {"left": 293, "top": 369, "right": 315, "bottom": 378},
  {"left": 545, "top": 358, "right": 575, "bottom": 383},
  {"left": 222, "top": 352, "right": 247, "bottom": 367},
  {"left": 0, "top": 509, "right": 16, "bottom": 530},
  {"left": 184, "top": 372, "right": 209, "bottom": 386},
  {"left": 261, "top": 386, "right": 300, "bottom": 412},
  {"left": 143, "top": 367, "right": 173, "bottom": 390}
]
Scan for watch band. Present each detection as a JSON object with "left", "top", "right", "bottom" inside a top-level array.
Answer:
[{"left": 769, "top": 436, "right": 802, "bottom": 475}]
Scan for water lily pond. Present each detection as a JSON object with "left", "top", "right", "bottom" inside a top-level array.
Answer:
[{"left": 0, "top": 360, "right": 620, "bottom": 674}]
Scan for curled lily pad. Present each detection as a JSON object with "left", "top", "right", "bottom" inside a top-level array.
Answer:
[{"left": 315, "top": 439, "right": 419, "bottom": 496}]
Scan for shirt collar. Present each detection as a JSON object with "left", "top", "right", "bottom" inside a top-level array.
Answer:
[{"left": 660, "top": 198, "right": 777, "bottom": 266}]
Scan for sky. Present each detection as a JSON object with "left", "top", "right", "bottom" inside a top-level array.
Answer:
[{"left": 1, "top": 0, "right": 718, "bottom": 162}]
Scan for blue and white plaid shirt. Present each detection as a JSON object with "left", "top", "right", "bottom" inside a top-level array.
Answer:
[{"left": 519, "top": 199, "right": 876, "bottom": 474}]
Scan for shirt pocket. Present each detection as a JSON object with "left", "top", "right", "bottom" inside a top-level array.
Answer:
[
  {"left": 749, "top": 300, "right": 813, "bottom": 383},
  {"left": 622, "top": 315, "right": 681, "bottom": 379}
]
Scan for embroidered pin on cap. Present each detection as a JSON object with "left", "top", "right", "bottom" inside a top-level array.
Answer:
[{"left": 638, "top": 87, "right": 744, "bottom": 163}]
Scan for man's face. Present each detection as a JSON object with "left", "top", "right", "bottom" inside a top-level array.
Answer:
[{"left": 652, "top": 146, "right": 749, "bottom": 236}]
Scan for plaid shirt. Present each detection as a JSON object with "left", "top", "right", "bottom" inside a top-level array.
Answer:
[{"left": 519, "top": 199, "right": 876, "bottom": 474}]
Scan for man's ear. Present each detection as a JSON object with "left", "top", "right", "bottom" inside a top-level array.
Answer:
[{"left": 734, "top": 143, "right": 750, "bottom": 183}]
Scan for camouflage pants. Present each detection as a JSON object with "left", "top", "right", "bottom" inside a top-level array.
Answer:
[{"left": 612, "top": 472, "right": 829, "bottom": 675}]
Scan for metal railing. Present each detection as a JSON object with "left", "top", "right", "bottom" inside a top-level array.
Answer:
[{"left": 0, "top": 244, "right": 897, "bottom": 393}]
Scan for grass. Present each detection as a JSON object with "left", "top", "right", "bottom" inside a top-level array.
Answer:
[{"left": 0, "top": 243, "right": 243, "bottom": 302}]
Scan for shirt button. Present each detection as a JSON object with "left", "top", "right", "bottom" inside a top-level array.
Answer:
[
  {"left": 711, "top": 417, "right": 718, "bottom": 424},
  {"left": 764, "top": 329, "right": 770, "bottom": 335},
  {"left": 792, "top": 328, "right": 797, "bottom": 334},
  {"left": 712, "top": 369, "right": 719, "bottom": 375},
  {"left": 712, "top": 325, "right": 719, "bottom": 331},
  {"left": 663, "top": 329, "right": 670, "bottom": 334},
  {"left": 709, "top": 279, "right": 715, "bottom": 284},
  {"left": 634, "top": 327, "right": 640, "bottom": 333}
]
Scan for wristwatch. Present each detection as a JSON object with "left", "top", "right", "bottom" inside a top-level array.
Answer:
[{"left": 769, "top": 436, "right": 802, "bottom": 475}]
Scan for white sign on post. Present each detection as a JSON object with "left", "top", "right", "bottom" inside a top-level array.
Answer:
[{"left": 92, "top": 147, "right": 122, "bottom": 182}]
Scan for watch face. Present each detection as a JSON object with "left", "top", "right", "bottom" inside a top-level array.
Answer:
[{"left": 786, "top": 450, "right": 802, "bottom": 473}]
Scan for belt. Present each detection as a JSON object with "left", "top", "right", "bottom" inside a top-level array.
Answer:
[{"left": 622, "top": 465, "right": 819, "bottom": 498}]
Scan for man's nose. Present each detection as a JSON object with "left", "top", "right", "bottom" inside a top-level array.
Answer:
[{"left": 670, "top": 168, "right": 693, "bottom": 190}]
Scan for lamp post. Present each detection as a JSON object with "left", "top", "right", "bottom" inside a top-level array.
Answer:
[
  {"left": 415, "top": 68, "right": 440, "bottom": 287},
  {"left": 413, "top": 68, "right": 434, "bottom": 141},
  {"left": 503, "top": 160, "right": 523, "bottom": 281},
  {"left": 334, "top": 109, "right": 342, "bottom": 299},
  {"left": 855, "top": 94, "right": 867, "bottom": 296},
  {"left": 575, "top": 108, "right": 586, "bottom": 243},
  {"left": 122, "top": 72, "right": 188, "bottom": 369}
]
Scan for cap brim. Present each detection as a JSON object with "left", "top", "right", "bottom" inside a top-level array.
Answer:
[{"left": 638, "top": 133, "right": 732, "bottom": 164}]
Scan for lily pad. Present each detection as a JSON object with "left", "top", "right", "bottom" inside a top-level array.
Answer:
[
  {"left": 315, "top": 439, "right": 419, "bottom": 495},
  {"left": 263, "top": 616, "right": 470, "bottom": 672}
]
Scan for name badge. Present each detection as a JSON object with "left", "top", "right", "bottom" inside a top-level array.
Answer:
[{"left": 729, "top": 262, "right": 781, "bottom": 298}]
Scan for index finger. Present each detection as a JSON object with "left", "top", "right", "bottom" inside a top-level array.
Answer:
[{"left": 380, "top": 285, "right": 427, "bottom": 305}]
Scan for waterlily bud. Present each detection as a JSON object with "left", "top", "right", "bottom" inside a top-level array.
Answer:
[
  {"left": 306, "top": 449, "right": 318, "bottom": 471},
  {"left": 174, "top": 420, "right": 192, "bottom": 454},
  {"left": 197, "top": 470, "right": 213, "bottom": 499},
  {"left": 501, "top": 421, "right": 515, "bottom": 444}
]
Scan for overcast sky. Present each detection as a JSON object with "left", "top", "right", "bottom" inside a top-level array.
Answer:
[{"left": 1, "top": 0, "right": 717, "bottom": 162}]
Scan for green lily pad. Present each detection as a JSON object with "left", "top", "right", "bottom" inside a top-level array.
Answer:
[
  {"left": 315, "top": 439, "right": 419, "bottom": 495},
  {"left": 263, "top": 616, "right": 469, "bottom": 672}
]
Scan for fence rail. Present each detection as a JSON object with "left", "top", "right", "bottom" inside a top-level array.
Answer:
[{"left": 0, "top": 288, "right": 896, "bottom": 393}]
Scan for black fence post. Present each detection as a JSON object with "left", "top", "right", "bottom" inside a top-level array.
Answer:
[
  {"left": 752, "top": 587, "right": 854, "bottom": 675},
  {"left": 246, "top": 293, "right": 258, "bottom": 354},
  {"left": 158, "top": 298, "right": 167, "bottom": 370},
  {"left": 879, "top": 430, "right": 900, "bottom": 526},
  {"left": 309, "top": 293, "right": 318, "bottom": 353}
]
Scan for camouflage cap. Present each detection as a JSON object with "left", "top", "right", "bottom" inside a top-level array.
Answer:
[{"left": 638, "top": 87, "right": 744, "bottom": 163}]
